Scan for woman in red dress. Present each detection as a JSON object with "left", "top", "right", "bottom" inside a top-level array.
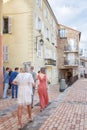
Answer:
[{"left": 37, "top": 67, "right": 49, "bottom": 111}]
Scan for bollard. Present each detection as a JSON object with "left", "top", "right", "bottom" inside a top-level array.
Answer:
[{"left": 59, "top": 79, "right": 66, "bottom": 92}]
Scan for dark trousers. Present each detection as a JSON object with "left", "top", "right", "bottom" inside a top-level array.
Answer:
[
  {"left": 31, "top": 87, "right": 35, "bottom": 107},
  {"left": 11, "top": 84, "right": 18, "bottom": 98}
]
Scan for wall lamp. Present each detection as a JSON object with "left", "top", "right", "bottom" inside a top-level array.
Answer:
[{"left": 36, "top": 34, "right": 44, "bottom": 51}]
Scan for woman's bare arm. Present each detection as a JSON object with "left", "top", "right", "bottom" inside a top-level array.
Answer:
[{"left": 12, "top": 81, "right": 18, "bottom": 85}]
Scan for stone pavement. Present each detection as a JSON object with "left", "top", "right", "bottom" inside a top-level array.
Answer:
[
  {"left": 23, "top": 78, "right": 87, "bottom": 130},
  {"left": 1, "top": 79, "right": 87, "bottom": 130},
  {"left": 0, "top": 84, "right": 60, "bottom": 130}
]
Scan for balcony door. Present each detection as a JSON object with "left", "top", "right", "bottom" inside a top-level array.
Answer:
[
  {"left": 68, "top": 39, "right": 77, "bottom": 51},
  {"left": 68, "top": 53, "right": 75, "bottom": 65}
]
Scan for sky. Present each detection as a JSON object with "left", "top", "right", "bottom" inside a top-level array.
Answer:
[{"left": 48, "top": 0, "right": 87, "bottom": 49}]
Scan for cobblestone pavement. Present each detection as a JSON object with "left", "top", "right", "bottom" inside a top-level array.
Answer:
[
  {"left": 1, "top": 79, "right": 87, "bottom": 130},
  {"left": 0, "top": 84, "right": 60, "bottom": 130},
  {"left": 23, "top": 78, "right": 87, "bottom": 130}
]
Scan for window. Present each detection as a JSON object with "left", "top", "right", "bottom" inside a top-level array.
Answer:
[
  {"left": 51, "top": 34, "right": 54, "bottom": 43},
  {"left": 68, "top": 39, "right": 77, "bottom": 51},
  {"left": 3, "top": 45, "right": 8, "bottom": 62},
  {"left": 45, "top": 48, "right": 52, "bottom": 58},
  {"left": 36, "top": 0, "right": 42, "bottom": 8},
  {"left": 35, "top": 16, "right": 42, "bottom": 31},
  {"left": 3, "top": 16, "right": 12, "bottom": 34},
  {"left": 59, "top": 29, "right": 66, "bottom": 38},
  {"left": 37, "top": 42, "right": 43, "bottom": 58},
  {"left": 45, "top": 9, "right": 48, "bottom": 19},
  {"left": 53, "top": 52, "right": 56, "bottom": 60},
  {"left": 68, "top": 53, "right": 75, "bottom": 64},
  {"left": 46, "top": 28, "right": 49, "bottom": 40},
  {"left": 51, "top": 34, "right": 56, "bottom": 45}
]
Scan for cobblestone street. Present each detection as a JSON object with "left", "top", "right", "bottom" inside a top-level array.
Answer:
[
  {"left": 0, "top": 79, "right": 87, "bottom": 130},
  {"left": 0, "top": 84, "right": 60, "bottom": 130}
]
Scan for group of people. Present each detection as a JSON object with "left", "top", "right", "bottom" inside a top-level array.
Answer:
[
  {"left": 3, "top": 67, "right": 19, "bottom": 99},
  {"left": 3, "top": 66, "right": 50, "bottom": 129}
]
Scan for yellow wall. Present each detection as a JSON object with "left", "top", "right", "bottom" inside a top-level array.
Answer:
[
  {"left": 3, "top": 0, "right": 34, "bottom": 68},
  {"left": 3, "top": 0, "right": 58, "bottom": 84}
]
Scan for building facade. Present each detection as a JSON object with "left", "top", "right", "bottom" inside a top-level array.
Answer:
[
  {"left": 80, "top": 57, "right": 87, "bottom": 77},
  {"left": 0, "top": 0, "right": 3, "bottom": 97},
  {"left": 57, "top": 24, "right": 81, "bottom": 85},
  {"left": 3, "top": 0, "right": 58, "bottom": 84}
]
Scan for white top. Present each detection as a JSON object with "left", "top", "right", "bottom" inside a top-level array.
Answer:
[{"left": 13, "top": 72, "right": 34, "bottom": 105}]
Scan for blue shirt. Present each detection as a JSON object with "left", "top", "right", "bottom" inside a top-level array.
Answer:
[
  {"left": 3, "top": 71, "right": 9, "bottom": 84},
  {"left": 9, "top": 71, "right": 19, "bottom": 83}
]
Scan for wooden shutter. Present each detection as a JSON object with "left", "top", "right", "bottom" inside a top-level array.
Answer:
[
  {"left": 3, "top": 45, "right": 8, "bottom": 62},
  {"left": 8, "top": 16, "right": 12, "bottom": 33}
]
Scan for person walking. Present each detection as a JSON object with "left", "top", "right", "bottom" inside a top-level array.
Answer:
[
  {"left": 3, "top": 67, "right": 10, "bottom": 99},
  {"left": 12, "top": 68, "right": 35, "bottom": 129},
  {"left": 9, "top": 68, "right": 13, "bottom": 89},
  {"left": 37, "top": 67, "right": 49, "bottom": 112},
  {"left": 30, "top": 66, "right": 36, "bottom": 108},
  {"left": 9, "top": 67, "right": 19, "bottom": 98}
]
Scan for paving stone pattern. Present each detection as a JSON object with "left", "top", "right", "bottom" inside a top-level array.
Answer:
[
  {"left": 1, "top": 79, "right": 87, "bottom": 130},
  {"left": 0, "top": 84, "right": 60, "bottom": 130}
]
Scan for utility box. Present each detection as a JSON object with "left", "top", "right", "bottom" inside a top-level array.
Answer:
[{"left": 59, "top": 79, "right": 66, "bottom": 92}]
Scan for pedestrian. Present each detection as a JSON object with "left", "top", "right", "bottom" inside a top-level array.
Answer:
[
  {"left": 3, "top": 67, "right": 10, "bottom": 99},
  {"left": 12, "top": 68, "right": 35, "bottom": 129},
  {"left": 30, "top": 66, "right": 36, "bottom": 108},
  {"left": 3, "top": 66, "right": 5, "bottom": 75},
  {"left": 9, "top": 68, "right": 13, "bottom": 89},
  {"left": 9, "top": 67, "right": 19, "bottom": 98},
  {"left": 37, "top": 67, "right": 49, "bottom": 112}
]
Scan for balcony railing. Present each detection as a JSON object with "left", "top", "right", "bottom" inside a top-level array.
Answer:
[
  {"left": 64, "top": 60, "right": 79, "bottom": 66},
  {"left": 45, "top": 58, "right": 56, "bottom": 66},
  {"left": 64, "top": 45, "right": 78, "bottom": 52}
]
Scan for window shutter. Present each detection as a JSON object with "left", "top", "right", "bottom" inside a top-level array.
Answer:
[
  {"left": 2, "top": 18, "right": 4, "bottom": 33},
  {"left": 45, "top": 9, "right": 48, "bottom": 19},
  {"left": 37, "top": 42, "right": 41, "bottom": 57},
  {"left": 46, "top": 28, "right": 49, "bottom": 39},
  {"left": 41, "top": 21, "right": 44, "bottom": 35},
  {"left": 3, "top": 45, "right": 8, "bottom": 62},
  {"left": 35, "top": 16, "right": 42, "bottom": 31},
  {"left": 37, "top": 42, "right": 43, "bottom": 58},
  {"left": 8, "top": 16, "right": 12, "bottom": 33},
  {"left": 38, "top": 18, "right": 42, "bottom": 31},
  {"left": 36, "top": 0, "right": 42, "bottom": 8},
  {"left": 45, "top": 48, "right": 52, "bottom": 58},
  {"left": 35, "top": 15, "right": 38, "bottom": 30}
]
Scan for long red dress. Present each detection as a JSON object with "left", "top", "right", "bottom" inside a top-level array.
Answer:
[{"left": 38, "top": 74, "right": 49, "bottom": 110}]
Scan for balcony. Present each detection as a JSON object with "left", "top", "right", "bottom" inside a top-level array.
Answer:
[
  {"left": 64, "top": 60, "right": 79, "bottom": 67},
  {"left": 45, "top": 58, "right": 56, "bottom": 66},
  {"left": 64, "top": 45, "right": 78, "bottom": 53}
]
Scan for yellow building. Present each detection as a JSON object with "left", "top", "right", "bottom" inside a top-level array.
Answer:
[{"left": 3, "top": 0, "right": 58, "bottom": 84}]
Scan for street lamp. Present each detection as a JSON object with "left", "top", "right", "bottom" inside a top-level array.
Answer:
[{"left": 36, "top": 34, "right": 44, "bottom": 51}]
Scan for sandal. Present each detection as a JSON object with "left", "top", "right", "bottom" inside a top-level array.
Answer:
[
  {"left": 40, "top": 109, "right": 43, "bottom": 112},
  {"left": 29, "top": 118, "right": 33, "bottom": 122},
  {"left": 18, "top": 124, "right": 22, "bottom": 130}
]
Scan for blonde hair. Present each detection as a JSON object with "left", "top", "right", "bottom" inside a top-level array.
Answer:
[{"left": 20, "top": 68, "right": 27, "bottom": 72}]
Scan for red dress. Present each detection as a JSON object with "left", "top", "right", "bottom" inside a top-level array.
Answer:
[{"left": 38, "top": 74, "right": 49, "bottom": 110}]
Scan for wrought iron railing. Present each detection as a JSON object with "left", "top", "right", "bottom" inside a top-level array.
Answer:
[
  {"left": 64, "top": 60, "right": 78, "bottom": 66},
  {"left": 64, "top": 45, "right": 78, "bottom": 52}
]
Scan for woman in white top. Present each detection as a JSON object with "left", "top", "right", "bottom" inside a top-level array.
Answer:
[{"left": 12, "top": 68, "right": 35, "bottom": 129}]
